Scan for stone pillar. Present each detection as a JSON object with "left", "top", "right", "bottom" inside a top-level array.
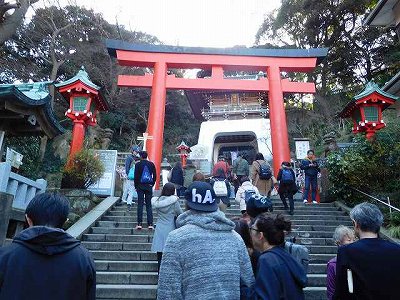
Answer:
[
  {"left": 146, "top": 61, "right": 167, "bottom": 189},
  {"left": 0, "top": 192, "right": 14, "bottom": 246},
  {"left": 267, "top": 65, "right": 291, "bottom": 176}
]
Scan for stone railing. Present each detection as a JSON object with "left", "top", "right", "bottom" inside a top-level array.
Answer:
[{"left": 0, "top": 162, "right": 47, "bottom": 210}]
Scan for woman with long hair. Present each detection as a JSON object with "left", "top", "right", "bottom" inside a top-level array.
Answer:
[
  {"left": 151, "top": 183, "right": 183, "bottom": 272},
  {"left": 244, "top": 213, "right": 307, "bottom": 299}
]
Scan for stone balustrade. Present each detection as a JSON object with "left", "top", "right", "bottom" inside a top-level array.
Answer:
[{"left": 0, "top": 162, "right": 47, "bottom": 210}]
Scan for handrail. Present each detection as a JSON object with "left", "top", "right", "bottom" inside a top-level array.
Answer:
[{"left": 352, "top": 187, "right": 400, "bottom": 213}]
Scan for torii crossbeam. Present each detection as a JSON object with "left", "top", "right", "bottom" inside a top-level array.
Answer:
[{"left": 106, "top": 39, "right": 328, "bottom": 188}]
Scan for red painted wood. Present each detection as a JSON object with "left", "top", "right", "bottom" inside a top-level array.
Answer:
[
  {"left": 116, "top": 50, "right": 318, "bottom": 72},
  {"left": 267, "top": 65, "right": 291, "bottom": 176},
  {"left": 67, "top": 120, "right": 86, "bottom": 167},
  {"left": 146, "top": 61, "right": 167, "bottom": 189},
  {"left": 118, "top": 74, "right": 315, "bottom": 93}
]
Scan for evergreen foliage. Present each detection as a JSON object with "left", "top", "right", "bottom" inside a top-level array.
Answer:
[
  {"left": 326, "top": 111, "right": 400, "bottom": 209},
  {"left": 61, "top": 149, "right": 105, "bottom": 189}
]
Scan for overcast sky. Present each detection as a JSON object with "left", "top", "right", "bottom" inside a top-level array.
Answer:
[{"left": 35, "top": 0, "right": 281, "bottom": 48}]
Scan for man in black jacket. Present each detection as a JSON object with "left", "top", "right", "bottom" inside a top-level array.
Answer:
[
  {"left": 334, "top": 202, "right": 400, "bottom": 300},
  {"left": 134, "top": 150, "right": 157, "bottom": 230},
  {"left": 0, "top": 193, "right": 96, "bottom": 300}
]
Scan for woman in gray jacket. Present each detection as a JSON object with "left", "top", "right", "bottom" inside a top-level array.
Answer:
[{"left": 151, "top": 183, "right": 183, "bottom": 272}]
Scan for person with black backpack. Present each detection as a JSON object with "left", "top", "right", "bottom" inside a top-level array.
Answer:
[
  {"left": 134, "top": 151, "right": 157, "bottom": 230},
  {"left": 250, "top": 153, "right": 276, "bottom": 197},
  {"left": 277, "top": 161, "right": 298, "bottom": 215}
]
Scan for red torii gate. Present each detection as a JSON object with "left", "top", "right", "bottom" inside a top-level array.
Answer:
[{"left": 106, "top": 40, "right": 327, "bottom": 188}]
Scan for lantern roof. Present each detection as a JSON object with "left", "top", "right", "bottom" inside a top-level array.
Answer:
[
  {"left": 55, "top": 66, "right": 110, "bottom": 111},
  {"left": 0, "top": 81, "right": 64, "bottom": 138},
  {"left": 176, "top": 140, "right": 191, "bottom": 151},
  {"left": 55, "top": 66, "right": 100, "bottom": 90},
  {"left": 354, "top": 81, "right": 399, "bottom": 101},
  {"left": 339, "top": 81, "right": 398, "bottom": 118}
]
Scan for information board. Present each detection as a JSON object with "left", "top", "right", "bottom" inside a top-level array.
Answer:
[
  {"left": 294, "top": 139, "right": 310, "bottom": 159},
  {"left": 88, "top": 150, "right": 118, "bottom": 196}
]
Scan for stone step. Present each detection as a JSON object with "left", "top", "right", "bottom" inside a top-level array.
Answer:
[
  {"left": 111, "top": 205, "right": 340, "bottom": 213},
  {"left": 309, "top": 254, "right": 335, "bottom": 264},
  {"left": 89, "top": 227, "right": 337, "bottom": 239},
  {"left": 97, "top": 272, "right": 158, "bottom": 285},
  {"left": 91, "top": 250, "right": 157, "bottom": 261},
  {"left": 85, "top": 232, "right": 336, "bottom": 246},
  {"left": 82, "top": 242, "right": 152, "bottom": 251},
  {"left": 307, "top": 274, "right": 326, "bottom": 287},
  {"left": 96, "top": 272, "right": 326, "bottom": 290},
  {"left": 304, "top": 287, "right": 326, "bottom": 300},
  {"left": 91, "top": 227, "right": 152, "bottom": 235},
  {"left": 108, "top": 210, "right": 347, "bottom": 218},
  {"left": 97, "top": 219, "right": 352, "bottom": 228},
  {"left": 96, "top": 284, "right": 157, "bottom": 299},
  {"left": 95, "top": 260, "right": 158, "bottom": 272},
  {"left": 292, "top": 231, "right": 337, "bottom": 238},
  {"left": 308, "top": 264, "right": 327, "bottom": 274},
  {"left": 83, "top": 234, "right": 151, "bottom": 243}
]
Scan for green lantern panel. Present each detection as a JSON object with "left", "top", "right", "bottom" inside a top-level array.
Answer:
[
  {"left": 353, "top": 109, "right": 362, "bottom": 123},
  {"left": 73, "top": 96, "right": 89, "bottom": 112},
  {"left": 363, "top": 106, "right": 378, "bottom": 121}
]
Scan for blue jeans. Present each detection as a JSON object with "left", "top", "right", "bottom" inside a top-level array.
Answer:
[
  {"left": 303, "top": 175, "right": 317, "bottom": 202},
  {"left": 136, "top": 189, "right": 153, "bottom": 225}
]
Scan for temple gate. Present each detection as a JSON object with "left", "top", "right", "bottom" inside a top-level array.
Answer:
[{"left": 106, "top": 40, "right": 327, "bottom": 188}]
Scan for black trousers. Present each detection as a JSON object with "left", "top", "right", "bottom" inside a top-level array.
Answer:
[
  {"left": 157, "top": 252, "right": 163, "bottom": 273},
  {"left": 279, "top": 191, "right": 294, "bottom": 212}
]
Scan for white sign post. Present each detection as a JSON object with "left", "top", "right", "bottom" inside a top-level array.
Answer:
[
  {"left": 294, "top": 138, "right": 310, "bottom": 159},
  {"left": 137, "top": 132, "right": 153, "bottom": 151},
  {"left": 88, "top": 150, "right": 118, "bottom": 196}
]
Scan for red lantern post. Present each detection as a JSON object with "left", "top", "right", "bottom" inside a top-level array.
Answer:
[
  {"left": 176, "top": 141, "right": 191, "bottom": 167},
  {"left": 55, "top": 67, "right": 109, "bottom": 167},
  {"left": 339, "top": 82, "right": 398, "bottom": 140}
]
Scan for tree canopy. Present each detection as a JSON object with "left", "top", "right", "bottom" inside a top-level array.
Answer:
[{"left": 256, "top": 0, "right": 400, "bottom": 147}]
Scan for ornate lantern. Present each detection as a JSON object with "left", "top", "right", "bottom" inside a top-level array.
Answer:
[
  {"left": 55, "top": 66, "right": 109, "bottom": 165},
  {"left": 176, "top": 141, "right": 191, "bottom": 167},
  {"left": 339, "top": 81, "right": 398, "bottom": 140}
]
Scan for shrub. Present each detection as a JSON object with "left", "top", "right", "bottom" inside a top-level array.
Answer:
[
  {"left": 326, "top": 111, "right": 400, "bottom": 208},
  {"left": 61, "top": 149, "right": 105, "bottom": 189}
]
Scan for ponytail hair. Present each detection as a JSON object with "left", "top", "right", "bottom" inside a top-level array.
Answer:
[{"left": 255, "top": 213, "right": 291, "bottom": 245}]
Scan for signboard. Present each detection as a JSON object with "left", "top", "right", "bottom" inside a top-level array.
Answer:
[
  {"left": 6, "top": 147, "right": 23, "bottom": 169},
  {"left": 88, "top": 150, "right": 118, "bottom": 196},
  {"left": 294, "top": 139, "right": 310, "bottom": 159},
  {"left": 189, "top": 144, "right": 208, "bottom": 160}
]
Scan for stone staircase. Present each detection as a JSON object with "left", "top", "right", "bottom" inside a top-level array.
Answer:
[{"left": 81, "top": 197, "right": 352, "bottom": 300}]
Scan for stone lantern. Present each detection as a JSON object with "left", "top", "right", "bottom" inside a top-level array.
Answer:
[
  {"left": 339, "top": 81, "right": 398, "bottom": 140},
  {"left": 55, "top": 66, "right": 109, "bottom": 165},
  {"left": 176, "top": 141, "right": 191, "bottom": 167}
]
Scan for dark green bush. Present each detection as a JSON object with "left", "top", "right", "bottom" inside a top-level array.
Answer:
[{"left": 61, "top": 149, "right": 105, "bottom": 189}]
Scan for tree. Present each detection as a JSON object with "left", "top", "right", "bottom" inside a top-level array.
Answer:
[
  {"left": 255, "top": 0, "right": 400, "bottom": 146},
  {"left": 0, "top": 0, "right": 38, "bottom": 45}
]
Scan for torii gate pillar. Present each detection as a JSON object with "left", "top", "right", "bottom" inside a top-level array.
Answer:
[
  {"left": 146, "top": 62, "right": 167, "bottom": 188},
  {"left": 267, "top": 65, "right": 291, "bottom": 174}
]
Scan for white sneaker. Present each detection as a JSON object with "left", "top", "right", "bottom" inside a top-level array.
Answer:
[
  {"left": 303, "top": 199, "right": 308, "bottom": 204},
  {"left": 312, "top": 201, "right": 318, "bottom": 204}
]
